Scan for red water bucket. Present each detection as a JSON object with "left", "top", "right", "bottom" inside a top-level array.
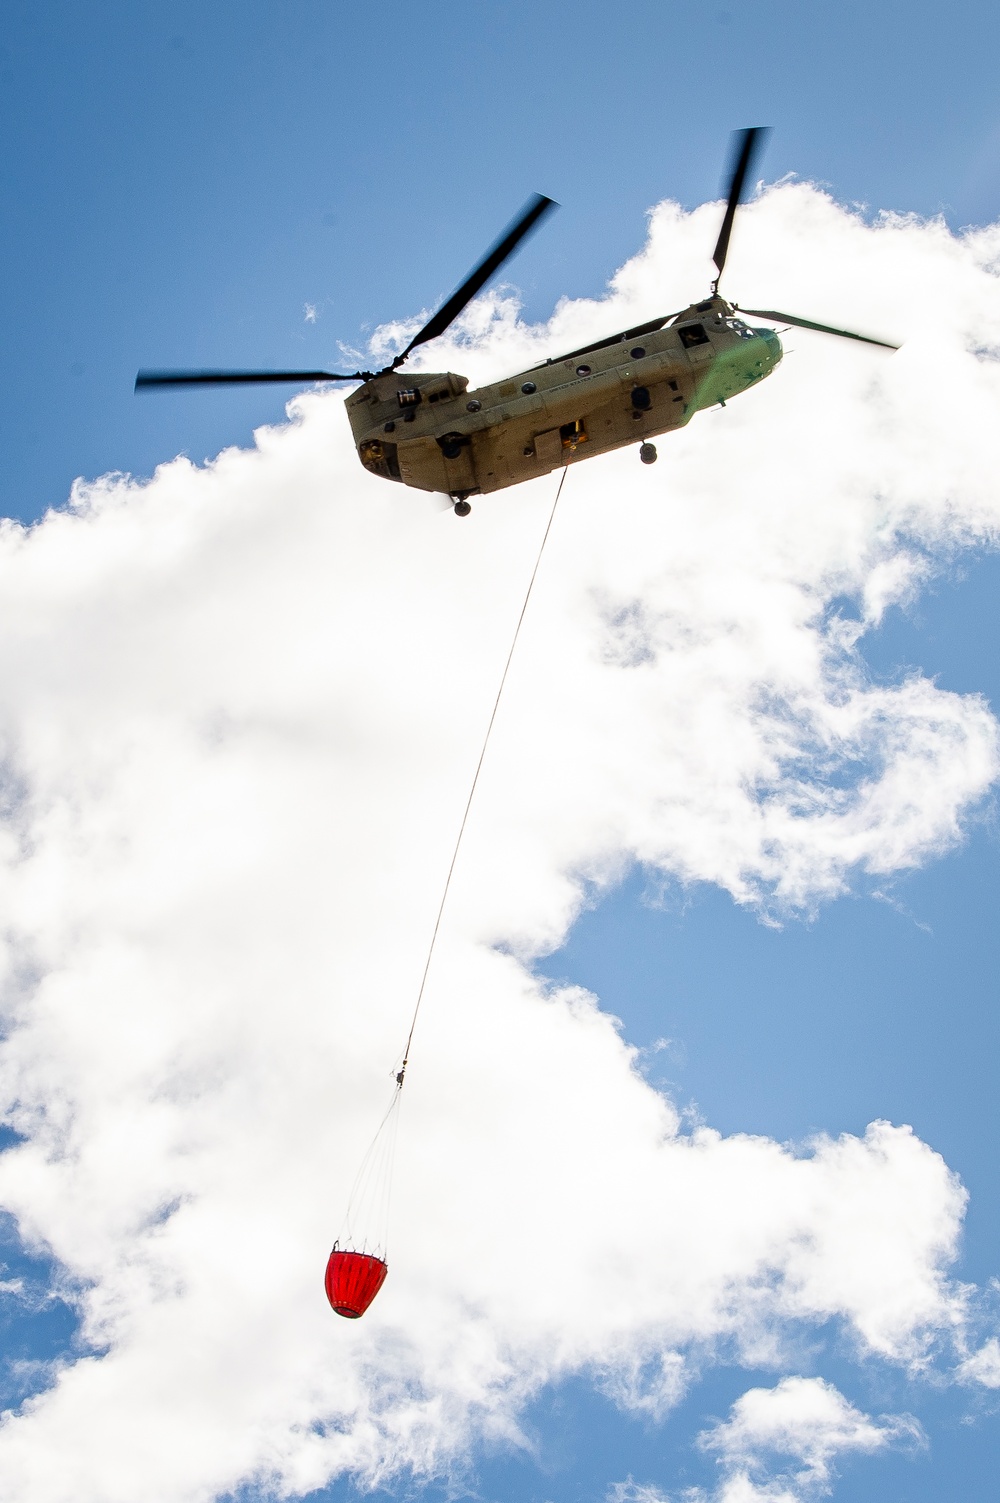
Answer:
[{"left": 325, "top": 1249, "right": 388, "bottom": 1319}]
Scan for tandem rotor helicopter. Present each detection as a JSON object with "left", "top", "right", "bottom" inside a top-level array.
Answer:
[{"left": 137, "top": 129, "right": 897, "bottom": 517}]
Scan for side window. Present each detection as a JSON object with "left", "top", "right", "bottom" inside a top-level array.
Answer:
[{"left": 679, "top": 324, "right": 710, "bottom": 349}]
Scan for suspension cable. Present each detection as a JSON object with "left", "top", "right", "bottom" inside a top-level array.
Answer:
[{"left": 395, "top": 466, "right": 569, "bottom": 1088}]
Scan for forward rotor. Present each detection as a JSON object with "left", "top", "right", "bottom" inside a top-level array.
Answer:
[
  {"left": 734, "top": 306, "right": 898, "bottom": 350},
  {"left": 712, "top": 126, "right": 770, "bottom": 293},
  {"left": 714, "top": 128, "right": 898, "bottom": 351}
]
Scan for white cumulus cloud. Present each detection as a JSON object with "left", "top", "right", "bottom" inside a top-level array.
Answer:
[
  {"left": 957, "top": 1335, "right": 1000, "bottom": 1387},
  {"left": 0, "top": 180, "right": 997, "bottom": 1502},
  {"left": 699, "top": 1375, "right": 923, "bottom": 1489},
  {"left": 614, "top": 1375, "right": 922, "bottom": 1502}
]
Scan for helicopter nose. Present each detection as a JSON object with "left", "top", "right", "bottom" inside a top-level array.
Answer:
[{"left": 759, "top": 326, "right": 783, "bottom": 365}]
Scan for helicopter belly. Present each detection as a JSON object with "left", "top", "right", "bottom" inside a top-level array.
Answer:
[
  {"left": 470, "top": 374, "right": 692, "bottom": 493},
  {"left": 396, "top": 434, "right": 477, "bottom": 495},
  {"left": 472, "top": 420, "right": 568, "bottom": 493},
  {"left": 584, "top": 385, "right": 690, "bottom": 454}
]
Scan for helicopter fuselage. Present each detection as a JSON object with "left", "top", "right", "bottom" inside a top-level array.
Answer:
[{"left": 345, "top": 295, "right": 782, "bottom": 501}]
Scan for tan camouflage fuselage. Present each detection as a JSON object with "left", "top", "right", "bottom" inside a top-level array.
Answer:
[{"left": 345, "top": 295, "right": 782, "bottom": 502}]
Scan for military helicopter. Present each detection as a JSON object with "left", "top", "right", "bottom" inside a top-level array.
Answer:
[{"left": 136, "top": 129, "right": 897, "bottom": 517}]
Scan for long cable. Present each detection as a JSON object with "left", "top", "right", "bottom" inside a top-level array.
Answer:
[
  {"left": 336, "top": 466, "right": 569, "bottom": 1260},
  {"left": 395, "top": 465, "right": 569, "bottom": 1088}
]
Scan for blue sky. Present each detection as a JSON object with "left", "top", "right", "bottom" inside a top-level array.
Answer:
[{"left": 2, "top": 4, "right": 1000, "bottom": 1503}]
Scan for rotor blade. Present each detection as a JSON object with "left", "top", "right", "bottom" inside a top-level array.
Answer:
[
  {"left": 135, "top": 369, "right": 363, "bottom": 391},
  {"left": 397, "top": 192, "right": 558, "bottom": 361},
  {"left": 712, "top": 126, "right": 771, "bottom": 284},
  {"left": 738, "top": 308, "right": 899, "bottom": 350}
]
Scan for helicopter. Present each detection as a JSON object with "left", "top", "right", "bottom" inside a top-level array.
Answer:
[{"left": 136, "top": 129, "right": 897, "bottom": 517}]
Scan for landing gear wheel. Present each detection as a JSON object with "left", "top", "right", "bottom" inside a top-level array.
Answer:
[
  {"left": 639, "top": 442, "right": 658, "bottom": 465},
  {"left": 453, "top": 499, "right": 472, "bottom": 517}
]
